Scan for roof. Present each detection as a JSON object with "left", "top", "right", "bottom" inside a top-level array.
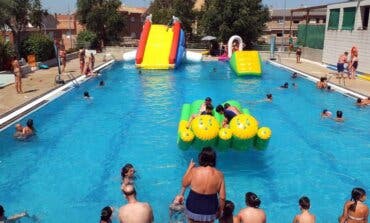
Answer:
[
  {"left": 119, "top": 6, "right": 147, "bottom": 14},
  {"left": 270, "top": 8, "right": 327, "bottom": 17}
]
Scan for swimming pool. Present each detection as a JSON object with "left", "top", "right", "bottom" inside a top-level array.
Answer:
[{"left": 0, "top": 61, "right": 369, "bottom": 223}]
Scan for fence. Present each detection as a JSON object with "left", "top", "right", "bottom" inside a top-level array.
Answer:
[{"left": 297, "top": 24, "right": 325, "bottom": 49}]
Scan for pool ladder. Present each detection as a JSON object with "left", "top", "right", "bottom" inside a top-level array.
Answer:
[{"left": 55, "top": 73, "right": 80, "bottom": 87}]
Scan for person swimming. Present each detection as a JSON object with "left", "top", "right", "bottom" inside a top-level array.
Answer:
[
  {"left": 280, "top": 82, "right": 289, "bottom": 88},
  {"left": 321, "top": 109, "right": 332, "bottom": 118},
  {"left": 83, "top": 91, "right": 90, "bottom": 99},
  {"left": 335, "top": 110, "right": 344, "bottom": 122},
  {"left": 99, "top": 80, "right": 105, "bottom": 86},
  {"left": 292, "top": 72, "right": 298, "bottom": 79},
  {"left": 121, "top": 163, "right": 136, "bottom": 185},
  {"left": 266, "top": 94, "right": 273, "bottom": 102}
]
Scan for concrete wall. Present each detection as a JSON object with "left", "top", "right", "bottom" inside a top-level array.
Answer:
[
  {"left": 323, "top": 0, "right": 370, "bottom": 73},
  {"left": 301, "top": 47, "right": 323, "bottom": 62}
]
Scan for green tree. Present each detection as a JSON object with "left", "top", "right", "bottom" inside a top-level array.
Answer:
[
  {"left": 76, "top": 0, "right": 125, "bottom": 48},
  {"left": 20, "top": 33, "right": 54, "bottom": 62},
  {"left": 0, "top": 36, "right": 15, "bottom": 70},
  {"left": 0, "top": 0, "right": 47, "bottom": 57},
  {"left": 199, "top": 0, "right": 270, "bottom": 48},
  {"left": 29, "top": 0, "right": 48, "bottom": 30},
  {"left": 147, "top": 0, "right": 196, "bottom": 37},
  {"left": 76, "top": 30, "right": 98, "bottom": 49}
]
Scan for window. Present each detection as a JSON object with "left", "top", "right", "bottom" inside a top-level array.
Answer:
[
  {"left": 293, "top": 20, "right": 300, "bottom": 24},
  {"left": 316, "top": 18, "right": 320, "bottom": 23},
  {"left": 361, "top": 6, "right": 369, "bottom": 30},
  {"left": 276, "top": 32, "right": 283, "bottom": 37},
  {"left": 342, "top": 7, "right": 356, "bottom": 30},
  {"left": 328, "top": 8, "right": 340, "bottom": 30}
]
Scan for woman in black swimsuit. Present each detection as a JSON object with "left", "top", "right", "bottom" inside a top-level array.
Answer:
[{"left": 348, "top": 52, "right": 359, "bottom": 79}]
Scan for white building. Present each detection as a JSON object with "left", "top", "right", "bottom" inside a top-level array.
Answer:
[{"left": 322, "top": 0, "right": 370, "bottom": 73}]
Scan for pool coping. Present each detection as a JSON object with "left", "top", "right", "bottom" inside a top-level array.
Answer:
[
  {"left": 0, "top": 60, "right": 115, "bottom": 132},
  {"left": 268, "top": 60, "right": 368, "bottom": 100}
]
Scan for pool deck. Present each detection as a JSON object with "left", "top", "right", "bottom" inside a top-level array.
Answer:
[{"left": 0, "top": 48, "right": 369, "bottom": 122}]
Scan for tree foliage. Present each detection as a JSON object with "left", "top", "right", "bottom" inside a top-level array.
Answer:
[
  {"left": 198, "top": 0, "right": 270, "bottom": 48},
  {"left": 0, "top": 0, "right": 47, "bottom": 57},
  {"left": 76, "top": 0, "right": 125, "bottom": 47},
  {"left": 147, "top": 0, "right": 196, "bottom": 37},
  {"left": 0, "top": 36, "right": 15, "bottom": 70},
  {"left": 20, "top": 33, "right": 54, "bottom": 62},
  {"left": 76, "top": 30, "right": 99, "bottom": 49}
]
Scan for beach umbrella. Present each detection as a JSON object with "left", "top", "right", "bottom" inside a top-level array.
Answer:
[{"left": 201, "top": 36, "right": 217, "bottom": 41}]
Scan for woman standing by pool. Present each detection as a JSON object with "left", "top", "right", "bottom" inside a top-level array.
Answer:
[
  {"left": 339, "top": 187, "right": 368, "bottom": 223},
  {"left": 177, "top": 147, "right": 225, "bottom": 223}
]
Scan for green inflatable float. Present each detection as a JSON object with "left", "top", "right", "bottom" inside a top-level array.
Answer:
[{"left": 177, "top": 100, "right": 272, "bottom": 151}]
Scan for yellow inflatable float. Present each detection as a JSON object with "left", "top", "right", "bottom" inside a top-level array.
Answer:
[{"left": 177, "top": 100, "right": 272, "bottom": 151}]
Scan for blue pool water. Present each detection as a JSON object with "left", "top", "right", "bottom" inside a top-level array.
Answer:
[{"left": 0, "top": 61, "right": 369, "bottom": 223}]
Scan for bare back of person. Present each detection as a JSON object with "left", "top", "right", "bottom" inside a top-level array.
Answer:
[
  {"left": 190, "top": 166, "right": 223, "bottom": 194},
  {"left": 343, "top": 201, "right": 369, "bottom": 223},
  {"left": 338, "top": 54, "right": 347, "bottom": 64},
  {"left": 294, "top": 211, "right": 316, "bottom": 223},
  {"left": 238, "top": 207, "right": 266, "bottom": 223},
  {"left": 119, "top": 202, "right": 153, "bottom": 223}
]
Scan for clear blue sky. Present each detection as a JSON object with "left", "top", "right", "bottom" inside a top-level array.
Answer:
[{"left": 42, "top": 0, "right": 342, "bottom": 13}]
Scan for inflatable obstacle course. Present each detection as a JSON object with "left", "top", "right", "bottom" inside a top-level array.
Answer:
[
  {"left": 135, "top": 16, "right": 186, "bottom": 69},
  {"left": 230, "top": 51, "right": 262, "bottom": 76},
  {"left": 227, "top": 35, "right": 263, "bottom": 76},
  {"left": 177, "top": 100, "right": 271, "bottom": 151}
]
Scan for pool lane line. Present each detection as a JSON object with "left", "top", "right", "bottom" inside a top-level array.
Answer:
[
  {"left": 267, "top": 60, "right": 369, "bottom": 99},
  {"left": 0, "top": 59, "right": 115, "bottom": 132}
]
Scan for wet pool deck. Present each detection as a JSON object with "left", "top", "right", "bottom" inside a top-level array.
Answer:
[{"left": 0, "top": 49, "right": 369, "bottom": 122}]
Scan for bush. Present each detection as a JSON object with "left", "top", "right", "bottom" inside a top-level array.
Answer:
[
  {"left": 76, "top": 30, "right": 99, "bottom": 49},
  {"left": 0, "top": 37, "right": 16, "bottom": 70},
  {"left": 21, "top": 33, "right": 54, "bottom": 62}
]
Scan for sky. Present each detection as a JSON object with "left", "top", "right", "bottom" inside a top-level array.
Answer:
[{"left": 43, "top": 0, "right": 343, "bottom": 13}]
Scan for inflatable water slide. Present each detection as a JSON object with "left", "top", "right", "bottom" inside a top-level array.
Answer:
[
  {"left": 135, "top": 16, "right": 185, "bottom": 69},
  {"left": 227, "top": 35, "right": 263, "bottom": 76},
  {"left": 123, "top": 15, "right": 202, "bottom": 68}
]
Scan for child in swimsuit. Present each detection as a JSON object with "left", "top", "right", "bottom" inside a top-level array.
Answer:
[{"left": 292, "top": 196, "right": 316, "bottom": 223}]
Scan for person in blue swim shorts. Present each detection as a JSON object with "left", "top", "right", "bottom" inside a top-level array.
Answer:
[
  {"left": 176, "top": 147, "right": 226, "bottom": 223},
  {"left": 337, "top": 52, "right": 348, "bottom": 77}
]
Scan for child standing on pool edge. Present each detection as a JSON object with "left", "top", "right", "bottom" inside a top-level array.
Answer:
[{"left": 292, "top": 196, "right": 316, "bottom": 223}]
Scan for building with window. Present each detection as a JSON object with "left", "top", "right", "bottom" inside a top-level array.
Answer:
[
  {"left": 322, "top": 0, "right": 370, "bottom": 73},
  {"left": 264, "top": 8, "right": 327, "bottom": 45},
  {"left": 119, "top": 6, "right": 147, "bottom": 39}
]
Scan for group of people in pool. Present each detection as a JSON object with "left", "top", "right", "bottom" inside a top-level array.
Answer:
[
  {"left": 97, "top": 147, "right": 369, "bottom": 223},
  {"left": 186, "top": 97, "right": 240, "bottom": 128},
  {"left": 186, "top": 95, "right": 273, "bottom": 129}
]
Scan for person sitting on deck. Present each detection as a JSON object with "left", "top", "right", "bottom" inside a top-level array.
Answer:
[
  {"left": 292, "top": 196, "right": 316, "bottom": 223},
  {"left": 100, "top": 206, "right": 114, "bottom": 223}
]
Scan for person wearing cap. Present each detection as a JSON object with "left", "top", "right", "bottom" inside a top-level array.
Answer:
[{"left": 119, "top": 185, "right": 154, "bottom": 223}]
